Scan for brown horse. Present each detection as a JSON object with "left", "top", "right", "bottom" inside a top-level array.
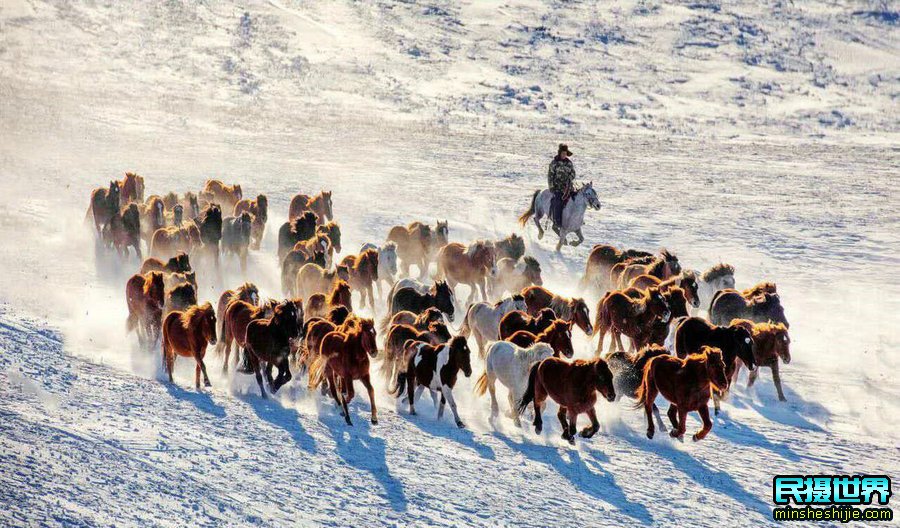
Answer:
[
  {"left": 294, "top": 232, "right": 334, "bottom": 266},
  {"left": 633, "top": 287, "right": 691, "bottom": 351},
  {"left": 606, "top": 344, "right": 671, "bottom": 432},
  {"left": 140, "top": 253, "right": 191, "bottom": 275},
  {"left": 304, "top": 294, "right": 328, "bottom": 321},
  {"left": 612, "top": 249, "right": 681, "bottom": 289},
  {"left": 381, "top": 321, "right": 451, "bottom": 384},
  {"left": 629, "top": 271, "right": 700, "bottom": 308},
  {"left": 118, "top": 172, "right": 145, "bottom": 204},
  {"left": 162, "top": 192, "right": 200, "bottom": 222},
  {"left": 201, "top": 179, "right": 243, "bottom": 210},
  {"left": 125, "top": 271, "right": 166, "bottom": 347},
  {"left": 339, "top": 249, "right": 380, "bottom": 310},
  {"left": 517, "top": 356, "right": 616, "bottom": 444},
  {"left": 295, "top": 263, "right": 350, "bottom": 302},
  {"left": 309, "top": 318, "right": 379, "bottom": 425},
  {"left": 233, "top": 194, "right": 268, "bottom": 250},
  {"left": 219, "top": 298, "right": 278, "bottom": 373},
  {"left": 298, "top": 309, "right": 355, "bottom": 371},
  {"left": 579, "top": 244, "right": 654, "bottom": 293},
  {"left": 387, "top": 221, "right": 448, "bottom": 278},
  {"left": 164, "top": 283, "right": 197, "bottom": 315},
  {"left": 729, "top": 319, "right": 791, "bottom": 401},
  {"left": 594, "top": 287, "right": 670, "bottom": 354},
  {"left": 498, "top": 308, "right": 557, "bottom": 340},
  {"left": 506, "top": 319, "right": 574, "bottom": 358},
  {"left": 316, "top": 222, "right": 342, "bottom": 254},
  {"left": 436, "top": 241, "right": 496, "bottom": 304},
  {"left": 521, "top": 286, "right": 593, "bottom": 336},
  {"left": 494, "top": 233, "right": 526, "bottom": 261},
  {"left": 163, "top": 271, "right": 197, "bottom": 292},
  {"left": 281, "top": 248, "right": 327, "bottom": 296},
  {"left": 710, "top": 289, "right": 788, "bottom": 328},
  {"left": 635, "top": 346, "right": 728, "bottom": 441},
  {"left": 106, "top": 203, "right": 142, "bottom": 259},
  {"left": 393, "top": 336, "right": 472, "bottom": 428},
  {"left": 288, "top": 191, "right": 333, "bottom": 224},
  {"left": 140, "top": 196, "right": 166, "bottom": 244},
  {"left": 216, "top": 282, "right": 259, "bottom": 334},
  {"left": 162, "top": 303, "right": 217, "bottom": 389},
  {"left": 244, "top": 300, "right": 303, "bottom": 397},
  {"left": 382, "top": 307, "right": 444, "bottom": 333},
  {"left": 87, "top": 181, "right": 121, "bottom": 235},
  {"left": 277, "top": 212, "right": 319, "bottom": 260},
  {"left": 327, "top": 280, "right": 353, "bottom": 313},
  {"left": 150, "top": 224, "right": 201, "bottom": 260},
  {"left": 490, "top": 256, "right": 543, "bottom": 298}
]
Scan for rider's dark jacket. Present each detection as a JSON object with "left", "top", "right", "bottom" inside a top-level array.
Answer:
[{"left": 548, "top": 156, "right": 576, "bottom": 194}]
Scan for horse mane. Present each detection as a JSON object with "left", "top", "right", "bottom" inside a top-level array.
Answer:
[
  {"left": 537, "top": 319, "right": 568, "bottom": 339},
  {"left": 522, "top": 256, "right": 540, "bottom": 272},
  {"left": 358, "top": 249, "right": 379, "bottom": 272},
  {"left": 646, "top": 258, "right": 667, "bottom": 277},
  {"left": 701, "top": 263, "right": 735, "bottom": 283},
  {"left": 743, "top": 282, "right": 777, "bottom": 298},
  {"left": 144, "top": 272, "right": 164, "bottom": 296},
  {"left": 179, "top": 301, "right": 212, "bottom": 326},
  {"left": 328, "top": 280, "right": 351, "bottom": 304},
  {"left": 465, "top": 240, "right": 487, "bottom": 258}
]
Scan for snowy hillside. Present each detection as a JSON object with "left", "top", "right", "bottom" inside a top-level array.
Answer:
[{"left": 1, "top": 0, "right": 898, "bottom": 526}]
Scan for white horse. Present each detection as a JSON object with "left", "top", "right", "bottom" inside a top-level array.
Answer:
[
  {"left": 474, "top": 341, "right": 554, "bottom": 426},
  {"left": 518, "top": 181, "right": 602, "bottom": 252},
  {"left": 361, "top": 242, "right": 398, "bottom": 298},
  {"left": 691, "top": 263, "right": 736, "bottom": 316},
  {"left": 458, "top": 295, "right": 527, "bottom": 357}
]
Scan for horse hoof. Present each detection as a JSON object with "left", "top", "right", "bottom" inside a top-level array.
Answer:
[
  {"left": 535, "top": 425, "right": 542, "bottom": 435},
  {"left": 372, "top": 418, "right": 378, "bottom": 425},
  {"left": 456, "top": 421, "right": 465, "bottom": 429},
  {"left": 204, "top": 381, "right": 212, "bottom": 388},
  {"left": 646, "top": 430, "right": 654, "bottom": 439},
  {"left": 778, "top": 396, "right": 787, "bottom": 402},
  {"left": 714, "top": 408, "right": 720, "bottom": 416},
  {"left": 566, "top": 436, "right": 575, "bottom": 445},
  {"left": 409, "top": 409, "right": 416, "bottom": 416},
  {"left": 669, "top": 430, "right": 680, "bottom": 438},
  {"left": 692, "top": 433, "right": 702, "bottom": 442},
  {"left": 580, "top": 428, "right": 595, "bottom": 438}
]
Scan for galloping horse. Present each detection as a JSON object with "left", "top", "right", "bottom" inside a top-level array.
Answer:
[{"left": 518, "top": 182, "right": 601, "bottom": 252}]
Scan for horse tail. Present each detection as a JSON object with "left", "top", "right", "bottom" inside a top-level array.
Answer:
[
  {"left": 389, "top": 372, "right": 407, "bottom": 397},
  {"left": 594, "top": 293, "right": 610, "bottom": 335},
  {"left": 634, "top": 356, "right": 660, "bottom": 410},
  {"left": 307, "top": 353, "right": 328, "bottom": 390},
  {"left": 473, "top": 371, "right": 489, "bottom": 396},
  {"left": 518, "top": 190, "right": 540, "bottom": 226},
  {"left": 458, "top": 304, "right": 474, "bottom": 337},
  {"left": 126, "top": 310, "right": 138, "bottom": 334},
  {"left": 516, "top": 362, "right": 540, "bottom": 415}
]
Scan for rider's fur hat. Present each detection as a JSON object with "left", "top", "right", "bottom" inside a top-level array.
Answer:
[{"left": 558, "top": 144, "right": 573, "bottom": 156}]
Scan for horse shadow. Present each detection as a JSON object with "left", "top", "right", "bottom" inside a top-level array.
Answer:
[
  {"left": 321, "top": 413, "right": 408, "bottom": 513},
  {"left": 711, "top": 411, "right": 803, "bottom": 462},
  {"left": 729, "top": 376, "right": 830, "bottom": 433},
  {"left": 495, "top": 433, "right": 654, "bottom": 525},
  {"left": 395, "top": 395, "right": 496, "bottom": 461},
  {"left": 164, "top": 383, "right": 227, "bottom": 419},
  {"left": 244, "top": 395, "right": 317, "bottom": 454}
]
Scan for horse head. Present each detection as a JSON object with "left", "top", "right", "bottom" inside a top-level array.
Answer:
[
  {"left": 593, "top": 358, "right": 616, "bottom": 402},
  {"left": 450, "top": 336, "right": 472, "bottom": 377},
  {"left": 545, "top": 320, "right": 574, "bottom": 358},
  {"left": 758, "top": 293, "right": 789, "bottom": 329},
  {"left": 771, "top": 323, "right": 791, "bottom": 364},
  {"left": 319, "top": 223, "right": 341, "bottom": 253},
  {"left": 660, "top": 249, "right": 681, "bottom": 276},
  {"left": 435, "top": 220, "right": 449, "bottom": 247},
  {"left": 322, "top": 191, "right": 334, "bottom": 220},
  {"left": 702, "top": 347, "right": 729, "bottom": 392},
  {"left": 232, "top": 184, "right": 243, "bottom": 202},
  {"left": 579, "top": 181, "right": 602, "bottom": 210},
  {"left": 570, "top": 298, "right": 593, "bottom": 335},
  {"left": 380, "top": 242, "right": 398, "bottom": 278},
  {"left": 729, "top": 325, "right": 756, "bottom": 371},
  {"left": 646, "top": 287, "right": 671, "bottom": 323},
  {"left": 255, "top": 194, "right": 268, "bottom": 221},
  {"left": 680, "top": 271, "right": 700, "bottom": 307},
  {"left": 521, "top": 256, "right": 543, "bottom": 286},
  {"left": 108, "top": 181, "right": 122, "bottom": 208},
  {"left": 434, "top": 281, "right": 455, "bottom": 322},
  {"left": 200, "top": 302, "right": 217, "bottom": 345},
  {"left": 359, "top": 318, "right": 378, "bottom": 358}
]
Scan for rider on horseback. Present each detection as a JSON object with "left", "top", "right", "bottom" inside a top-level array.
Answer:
[{"left": 548, "top": 143, "right": 575, "bottom": 233}]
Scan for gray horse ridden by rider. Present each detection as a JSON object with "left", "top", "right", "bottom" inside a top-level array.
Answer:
[{"left": 548, "top": 143, "right": 576, "bottom": 233}]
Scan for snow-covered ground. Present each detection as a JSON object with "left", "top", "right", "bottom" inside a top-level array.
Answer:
[{"left": 1, "top": 0, "right": 898, "bottom": 526}]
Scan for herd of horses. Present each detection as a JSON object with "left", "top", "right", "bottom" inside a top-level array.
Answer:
[{"left": 87, "top": 173, "right": 792, "bottom": 444}]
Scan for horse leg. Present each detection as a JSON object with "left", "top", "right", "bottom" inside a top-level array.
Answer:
[
  {"left": 441, "top": 385, "right": 464, "bottom": 428},
  {"left": 595, "top": 326, "right": 606, "bottom": 356},
  {"left": 195, "top": 362, "right": 202, "bottom": 390},
  {"left": 712, "top": 389, "right": 721, "bottom": 416},
  {"left": 200, "top": 358, "right": 212, "bottom": 388},
  {"left": 771, "top": 363, "right": 787, "bottom": 402},
  {"left": 532, "top": 214, "right": 544, "bottom": 240},
  {"left": 433, "top": 390, "right": 445, "bottom": 420},
  {"left": 487, "top": 375, "right": 499, "bottom": 419},
  {"left": 361, "top": 374, "right": 378, "bottom": 425},
  {"left": 644, "top": 386, "right": 660, "bottom": 439},
  {"left": 747, "top": 366, "right": 759, "bottom": 388},
  {"left": 672, "top": 408, "right": 688, "bottom": 439},
  {"left": 162, "top": 338, "right": 174, "bottom": 384},
  {"left": 566, "top": 409, "right": 578, "bottom": 444},
  {"left": 573, "top": 229, "right": 584, "bottom": 247},
  {"left": 580, "top": 407, "right": 600, "bottom": 438},
  {"left": 407, "top": 373, "right": 421, "bottom": 415},
  {"left": 478, "top": 279, "right": 488, "bottom": 302},
  {"left": 328, "top": 373, "right": 342, "bottom": 411},
  {"left": 555, "top": 231, "right": 565, "bottom": 253},
  {"left": 693, "top": 406, "right": 713, "bottom": 442},
  {"left": 342, "top": 379, "right": 355, "bottom": 426},
  {"left": 254, "top": 365, "right": 267, "bottom": 399},
  {"left": 532, "top": 384, "right": 546, "bottom": 434},
  {"left": 652, "top": 403, "right": 667, "bottom": 433},
  {"left": 265, "top": 363, "right": 276, "bottom": 391},
  {"left": 613, "top": 331, "right": 626, "bottom": 352},
  {"left": 666, "top": 403, "right": 679, "bottom": 430}
]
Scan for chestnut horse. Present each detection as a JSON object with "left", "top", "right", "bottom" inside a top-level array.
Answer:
[
  {"left": 106, "top": 203, "right": 142, "bottom": 259},
  {"left": 635, "top": 346, "right": 728, "bottom": 441},
  {"left": 436, "top": 240, "right": 496, "bottom": 305},
  {"left": 506, "top": 319, "right": 575, "bottom": 358},
  {"left": 150, "top": 224, "right": 200, "bottom": 260},
  {"left": 216, "top": 282, "right": 259, "bottom": 335},
  {"left": 288, "top": 191, "right": 333, "bottom": 224},
  {"left": 118, "top": 172, "right": 145, "bottom": 204},
  {"left": 140, "top": 196, "right": 166, "bottom": 244},
  {"left": 201, "top": 179, "right": 242, "bottom": 210},
  {"left": 297, "top": 309, "right": 355, "bottom": 373},
  {"left": 339, "top": 249, "right": 380, "bottom": 310},
  {"left": 281, "top": 248, "right": 327, "bottom": 296},
  {"left": 233, "top": 194, "right": 268, "bottom": 250},
  {"left": 309, "top": 318, "right": 379, "bottom": 425},
  {"left": 729, "top": 319, "right": 791, "bottom": 401},
  {"left": 498, "top": 308, "right": 557, "bottom": 340},
  {"left": 710, "top": 289, "right": 788, "bottom": 328},
  {"left": 244, "top": 301, "right": 303, "bottom": 398},
  {"left": 521, "top": 286, "right": 593, "bottom": 336},
  {"left": 161, "top": 303, "right": 217, "bottom": 389},
  {"left": 87, "top": 181, "right": 121, "bottom": 235},
  {"left": 387, "top": 221, "right": 448, "bottom": 278},
  {"left": 295, "top": 262, "right": 349, "bottom": 301},
  {"left": 594, "top": 287, "right": 670, "bottom": 354},
  {"left": 327, "top": 280, "right": 353, "bottom": 313},
  {"left": 611, "top": 250, "right": 681, "bottom": 289},
  {"left": 629, "top": 271, "right": 700, "bottom": 309},
  {"left": 219, "top": 298, "right": 278, "bottom": 373},
  {"left": 140, "top": 252, "right": 191, "bottom": 275},
  {"left": 517, "top": 356, "right": 616, "bottom": 444},
  {"left": 277, "top": 212, "right": 319, "bottom": 260},
  {"left": 579, "top": 244, "right": 653, "bottom": 294},
  {"left": 382, "top": 307, "right": 444, "bottom": 334},
  {"left": 125, "top": 271, "right": 166, "bottom": 347}
]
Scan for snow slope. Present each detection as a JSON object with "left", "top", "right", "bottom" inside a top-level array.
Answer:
[{"left": 1, "top": 0, "right": 898, "bottom": 526}]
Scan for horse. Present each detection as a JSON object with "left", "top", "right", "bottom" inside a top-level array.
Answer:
[
  {"left": 163, "top": 271, "right": 197, "bottom": 292},
  {"left": 489, "top": 256, "right": 542, "bottom": 299},
  {"left": 140, "top": 196, "right": 166, "bottom": 244},
  {"left": 339, "top": 249, "right": 379, "bottom": 311},
  {"left": 606, "top": 344, "right": 671, "bottom": 432},
  {"left": 316, "top": 222, "right": 342, "bottom": 254},
  {"left": 288, "top": 191, "right": 333, "bottom": 224},
  {"left": 475, "top": 341, "right": 554, "bottom": 426},
  {"left": 628, "top": 271, "right": 700, "bottom": 308},
  {"left": 458, "top": 295, "right": 527, "bottom": 357},
  {"left": 381, "top": 321, "right": 451, "bottom": 386},
  {"left": 517, "top": 356, "right": 616, "bottom": 444},
  {"left": 729, "top": 319, "right": 791, "bottom": 402},
  {"left": 521, "top": 286, "right": 593, "bottom": 336},
  {"left": 612, "top": 250, "right": 681, "bottom": 289},
  {"left": 506, "top": 319, "right": 574, "bottom": 358},
  {"left": 327, "top": 280, "right": 353, "bottom": 313},
  {"left": 579, "top": 244, "right": 654, "bottom": 294},
  {"left": 298, "top": 309, "right": 356, "bottom": 374},
  {"left": 436, "top": 240, "right": 497, "bottom": 305},
  {"left": 222, "top": 213, "right": 252, "bottom": 273},
  {"left": 164, "top": 283, "right": 197, "bottom": 315},
  {"left": 216, "top": 282, "right": 259, "bottom": 336},
  {"left": 295, "top": 262, "right": 350, "bottom": 301},
  {"left": 498, "top": 308, "right": 557, "bottom": 340},
  {"left": 87, "top": 181, "right": 121, "bottom": 235},
  {"left": 140, "top": 252, "right": 191, "bottom": 275},
  {"left": 125, "top": 271, "right": 166, "bottom": 348},
  {"left": 385, "top": 277, "right": 429, "bottom": 312},
  {"left": 392, "top": 336, "right": 472, "bottom": 428},
  {"left": 635, "top": 346, "right": 728, "bottom": 441},
  {"left": 360, "top": 242, "right": 398, "bottom": 298},
  {"left": 518, "top": 182, "right": 602, "bottom": 252},
  {"left": 594, "top": 287, "right": 670, "bottom": 354},
  {"left": 233, "top": 194, "right": 268, "bottom": 250},
  {"left": 280, "top": 248, "right": 326, "bottom": 296},
  {"left": 201, "top": 180, "right": 243, "bottom": 210},
  {"left": 381, "top": 307, "right": 444, "bottom": 334},
  {"left": 244, "top": 301, "right": 303, "bottom": 398},
  {"left": 161, "top": 303, "right": 217, "bottom": 389},
  {"left": 710, "top": 290, "right": 789, "bottom": 328},
  {"left": 636, "top": 287, "right": 691, "bottom": 351},
  {"left": 219, "top": 298, "right": 278, "bottom": 373},
  {"left": 105, "top": 203, "right": 142, "bottom": 259},
  {"left": 162, "top": 192, "right": 200, "bottom": 222},
  {"left": 277, "top": 212, "right": 318, "bottom": 260},
  {"left": 387, "top": 280, "right": 456, "bottom": 323},
  {"left": 309, "top": 318, "right": 379, "bottom": 425},
  {"left": 692, "top": 263, "right": 736, "bottom": 315},
  {"left": 494, "top": 233, "right": 526, "bottom": 261},
  {"left": 149, "top": 224, "right": 200, "bottom": 260},
  {"left": 293, "top": 232, "right": 334, "bottom": 268},
  {"left": 672, "top": 316, "right": 755, "bottom": 414},
  {"left": 194, "top": 204, "right": 223, "bottom": 270},
  {"left": 387, "top": 221, "right": 448, "bottom": 278},
  {"left": 118, "top": 172, "right": 145, "bottom": 204}
]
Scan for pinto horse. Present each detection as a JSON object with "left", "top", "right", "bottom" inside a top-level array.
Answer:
[
  {"left": 506, "top": 319, "right": 574, "bottom": 358},
  {"left": 233, "top": 194, "right": 268, "bottom": 250},
  {"left": 381, "top": 321, "right": 451, "bottom": 386},
  {"left": 87, "top": 181, "right": 121, "bottom": 235},
  {"left": 244, "top": 301, "right": 303, "bottom": 398},
  {"left": 161, "top": 303, "right": 217, "bottom": 389},
  {"left": 289, "top": 191, "right": 333, "bottom": 224},
  {"left": 594, "top": 287, "right": 670, "bottom": 354},
  {"left": 309, "top": 318, "right": 379, "bottom": 425},
  {"left": 636, "top": 346, "right": 728, "bottom": 441},
  {"left": 520, "top": 286, "right": 593, "bottom": 336},
  {"left": 393, "top": 336, "right": 472, "bottom": 428},
  {"left": 517, "top": 356, "right": 616, "bottom": 444},
  {"left": 126, "top": 271, "right": 166, "bottom": 347},
  {"left": 436, "top": 241, "right": 496, "bottom": 304},
  {"left": 729, "top": 319, "right": 791, "bottom": 401},
  {"left": 498, "top": 308, "right": 556, "bottom": 340},
  {"left": 339, "top": 249, "right": 379, "bottom": 310}
]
